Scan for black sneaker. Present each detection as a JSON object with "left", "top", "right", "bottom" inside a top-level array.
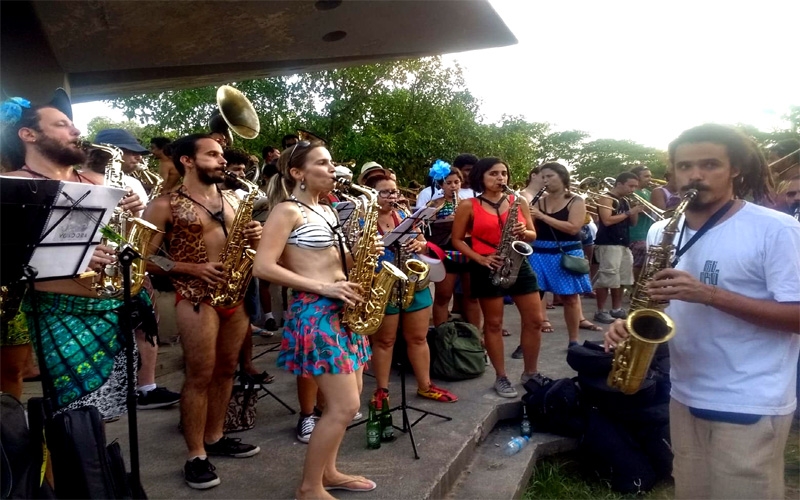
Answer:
[
  {"left": 296, "top": 414, "right": 318, "bottom": 443},
  {"left": 511, "top": 345, "right": 524, "bottom": 359},
  {"left": 137, "top": 387, "right": 181, "bottom": 409},
  {"left": 264, "top": 317, "right": 279, "bottom": 331},
  {"left": 184, "top": 457, "right": 220, "bottom": 490},
  {"left": 205, "top": 436, "right": 260, "bottom": 458}
]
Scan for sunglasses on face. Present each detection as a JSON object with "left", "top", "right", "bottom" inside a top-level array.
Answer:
[{"left": 288, "top": 141, "right": 311, "bottom": 163}]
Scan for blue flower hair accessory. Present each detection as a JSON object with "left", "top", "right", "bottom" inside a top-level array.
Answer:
[
  {"left": 0, "top": 97, "right": 31, "bottom": 125},
  {"left": 429, "top": 159, "right": 451, "bottom": 181}
]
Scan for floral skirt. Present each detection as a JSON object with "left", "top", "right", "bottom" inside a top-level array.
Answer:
[{"left": 277, "top": 292, "right": 371, "bottom": 378}]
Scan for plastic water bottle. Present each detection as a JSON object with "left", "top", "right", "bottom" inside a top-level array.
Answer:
[{"left": 504, "top": 435, "right": 530, "bottom": 456}]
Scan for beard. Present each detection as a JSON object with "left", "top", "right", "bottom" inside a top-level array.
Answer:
[
  {"left": 197, "top": 166, "right": 224, "bottom": 185},
  {"left": 36, "top": 135, "right": 86, "bottom": 167}
]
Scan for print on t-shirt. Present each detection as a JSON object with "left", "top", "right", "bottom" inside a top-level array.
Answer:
[{"left": 699, "top": 260, "right": 719, "bottom": 285}]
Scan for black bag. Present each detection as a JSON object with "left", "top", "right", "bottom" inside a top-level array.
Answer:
[
  {"left": 428, "top": 321, "right": 486, "bottom": 381},
  {"left": 566, "top": 340, "right": 613, "bottom": 376},
  {"left": 224, "top": 382, "right": 259, "bottom": 433},
  {"left": 521, "top": 377, "right": 584, "bottom": 437},
  {"left": 426, "top": 220, "right": 454, "bottom": 248},
  {"left": 0, "top": 395, "right": 54, "bottom": 499},
  {"left": 45, "top": 406, "right": 134, "bottom": 499}
]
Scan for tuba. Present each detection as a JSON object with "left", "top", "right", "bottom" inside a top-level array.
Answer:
[
  {"left": 211, "top": 85, "right": 261, "bottom": 143},
  {"left": 489, "top": 185, "right": 534, "bottom": 288},
  {"left": 337, "top": 178, "right": 407, "bottom": 335},
  {"left": 84, "top": 142, "right": 162, "bottom": 299},
  {"left": 607, "top": 189, "right": 697, "bottom": 394}
]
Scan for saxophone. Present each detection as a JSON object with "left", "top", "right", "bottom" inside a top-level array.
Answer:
[
  {"left": 390, "top": 203, "right": 431, "bottom": 309},
  {"left": 86, "top": 142, "right": 162, "bottom": 299},
  {"left": 489, "top": 185, "right": 534, "bottom": 288},
  {"left": 337, "top": 179, "right": 408, "bottom": 335},
  {"left": 208, "top": 172, "right": 260, "bottom": 308},
  {"left": 130, "top": 165, "right": 164, "bottom": 198},
  {"left": 607, "top": 189, "right": 698, "bottom": 394}
]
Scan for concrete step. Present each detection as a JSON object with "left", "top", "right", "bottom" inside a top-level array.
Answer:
[{"left": 447, "top": 407, "right": 578, "bottom": 499}]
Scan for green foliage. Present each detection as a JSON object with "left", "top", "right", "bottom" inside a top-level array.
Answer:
[
  {"left": 84, "top": 116, "right": 164, "bottom": 144},
  {"left": 107, "top": 56, "right": 798, "bottom": 187}
]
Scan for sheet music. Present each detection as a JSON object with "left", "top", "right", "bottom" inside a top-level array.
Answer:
[
  {"left": 382, "top": 206, "right": 438, "bottom": 247},
  {"left": 30, "top": 181, "right": 126, "bottom": 279},
  {"left": 334, "top": 201, "right": 356, "bottom": 225}
]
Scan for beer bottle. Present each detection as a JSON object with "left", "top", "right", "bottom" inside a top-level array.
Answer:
[
  {"left": 380, "top": 398, "right": 394, "bottom": 441},
  {"left": 366, "top": 403, "right": 381, "bottom": 449},
  {"left": 520, "top": 405, "right": 532, "bottom": 438}
]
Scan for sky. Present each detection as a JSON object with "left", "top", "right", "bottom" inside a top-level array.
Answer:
[{"left": 73, "top": 0, "right": 799, "bottom": 151}]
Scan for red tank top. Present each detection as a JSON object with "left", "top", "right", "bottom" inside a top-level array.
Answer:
[{"left": 470, "top": 195, "right": 525, "bottom": 255}]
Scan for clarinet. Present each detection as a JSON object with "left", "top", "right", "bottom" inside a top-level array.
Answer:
[{"left": 530, "top": 186, "right": 547, "bottom": 207}]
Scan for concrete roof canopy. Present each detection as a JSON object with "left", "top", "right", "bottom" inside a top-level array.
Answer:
[{"left": 1, "top": 0, "right": 517, "bottom": 102}]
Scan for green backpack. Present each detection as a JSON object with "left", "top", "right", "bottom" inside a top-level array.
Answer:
[{"left": 428, "top": 321, "right": 486, "bottom": 381}]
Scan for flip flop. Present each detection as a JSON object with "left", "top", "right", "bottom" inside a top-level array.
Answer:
[
  {"left": 579, "top": 320, "right": 602, "bottom": 331},
  {"left": 542, "top": 321, "right": 554, "bottom": 333},
  {"left": 502, "top": 329, "right": 511, "bottom": 337},
  {"left": 324, "top": 476, "right": 377, "bottom": 492},
  {"left": 545, "top": 303, "right": 555, "bottom": 309},
  {"left": 252, "top": 326, "right": 274, "bottom": 337}
]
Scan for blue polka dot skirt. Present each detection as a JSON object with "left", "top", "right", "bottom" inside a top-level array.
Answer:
[{"left": 528, "top": 240, "right": 593, "bottom": 295}]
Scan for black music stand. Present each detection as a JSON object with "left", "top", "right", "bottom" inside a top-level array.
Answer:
[{"left": 348, "top": 209, "right": 451, "bottom": 459}]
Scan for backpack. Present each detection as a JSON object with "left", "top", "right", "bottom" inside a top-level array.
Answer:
[
  {"left": 0, "top": 395, "right": 54, "bottom": 499},
  {"left": 428, "top": 321, "right": 486, "bottom": 381},
  {"left": 522, "top": 377, "right": 584, "bottom": 437}
]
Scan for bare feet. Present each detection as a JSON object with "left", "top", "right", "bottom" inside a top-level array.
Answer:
[{"left": 323, "top": 473, "right": 376, "bottom": 492}]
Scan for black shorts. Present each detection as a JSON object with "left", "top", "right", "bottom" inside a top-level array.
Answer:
[
  {"left": 469, "top": 259, "right": 539, "bottom": 299},
  {"left": 444, "top": 257, "right": 470, "bottom": 274}
]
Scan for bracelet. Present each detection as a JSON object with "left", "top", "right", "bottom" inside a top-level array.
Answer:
[{"left": 705, "top": 285, "right": 718, "bottom": 306}]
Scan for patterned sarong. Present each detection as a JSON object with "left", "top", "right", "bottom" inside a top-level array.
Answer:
[{"left": 21, "top": 292, "right": 123, "bottom": 409}]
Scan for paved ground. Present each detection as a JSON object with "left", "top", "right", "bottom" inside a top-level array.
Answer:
[{"left": 21, "top": 292, "right": 608, "bottom": 499}]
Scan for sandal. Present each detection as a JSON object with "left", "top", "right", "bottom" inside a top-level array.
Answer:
[
  {"left": 417, "top": 383, "right": 458, "bottom": 403},
  {"left": 324, "top": 475, "right": 377, "bottom": 492},
  {"left": 541, "top": 321, "right": 554, "bottom": 333},
  {"left": 545, "top": 303, "right": 555, "bottom": 309},
  {"left": 502, "top": 329, "right": 511, "bottom": 337},
  {"left": 579, "top": 319, "right": 603, "bottom": 331}
]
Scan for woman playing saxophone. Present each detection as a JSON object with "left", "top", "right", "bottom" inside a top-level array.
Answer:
[
  {"left": 451, "top": 157, "right": 547, "bottom": 399},
  {"left": 365, "top": 174, "right": 458, "bottom": 407},
  {"left": 252, "top": 140, "right": 377, "bottom": 498}
]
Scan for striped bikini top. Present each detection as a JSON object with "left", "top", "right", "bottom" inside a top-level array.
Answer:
[{"left": 287, "top": 199, "right": 341, "bottom": 250}]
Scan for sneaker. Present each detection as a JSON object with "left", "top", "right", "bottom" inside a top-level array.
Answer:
[
  {"left": 184, "top": 457, "right": 220, "bottom": 490},
  {"left": 593, "top": 311, "right": 615, "bottom": 324},
  {"left": 264, "top": 317, "right": 279, "bottom": 331},
  {"left": 511, "top": 345, "right": 524, "bottom": 359},
  {"left": 137, "top": 387, "right": 181, "bottom": 409},
  {"left": 521, "top": 372, "right": 552, "bottom": 387},
  {"left": 353, "top": 410, "right": 363, "bottom": 421},
  {"left": 494, "top": 376, "right": 518, "bottom": 398},
  {"left": 205, "top": 436, "right": 260, "bottom": 458},
  {"left": 610, "top": 308, "right": 628, "bottom": 319},
  {"left": 417, "top": 383, "right": 458, "bottom": 402},
  {"left": 568, "top": 341, "right": 579, "bottom": 348},
  {"left": 370, "top": 388, "right": 390, "bottom": 409},
  {"left": 296, "top": 414, "right": 318, "bottom": 443}
]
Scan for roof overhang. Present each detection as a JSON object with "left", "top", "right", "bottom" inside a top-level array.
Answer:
[{"left": 1, "top": 0, "right": 516, "bottom": 102}]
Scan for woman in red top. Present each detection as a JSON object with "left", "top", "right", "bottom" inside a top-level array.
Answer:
[{"left": 452, "top": 158, "right": 546, "bottom": 399}]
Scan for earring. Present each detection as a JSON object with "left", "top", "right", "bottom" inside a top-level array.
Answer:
[{"left": 300, "top": 179, "right": 306, "bottom": 191}]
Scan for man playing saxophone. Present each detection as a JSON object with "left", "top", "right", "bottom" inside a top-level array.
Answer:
[
  {"left": 0, "top": 92, "right": 144, "bottom": 419},
  {"left": 142, "top": 134, "right": 262, "bottom": 490},
  {"left": 605, "top": 124, "right": 800, "bottom": 500}
]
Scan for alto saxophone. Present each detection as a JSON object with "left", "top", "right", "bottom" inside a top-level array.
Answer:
[
  {"left": 489, "top": 185, "right": 534, "bottom": 288},
  {"left": 130, "top": 165, "right": 164, "bottom": 198},
  {"left": 85, "top": 142, "right": 162, "bottom": 299},
  {"left": 209, "top": 172, "right": 260, "bottom": 307},
  {"left": 337, "top": 179, "right": 407, "bottom": 335},
  {"left": 607, "top": 189, "right": 698, "bottom": 394},
  {"left": 390, "top": 203, "right": 430, "bottom": 309}
]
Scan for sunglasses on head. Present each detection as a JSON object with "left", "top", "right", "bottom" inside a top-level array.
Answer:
[{"left": 288, "top": 141, "right": 311, "bottom": 163}]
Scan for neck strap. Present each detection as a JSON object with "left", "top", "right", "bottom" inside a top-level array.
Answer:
[{"left": 672, "top": 199, "right": 736, "bottom": 267}]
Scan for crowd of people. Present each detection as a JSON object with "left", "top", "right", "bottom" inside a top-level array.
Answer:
[{"left": 0, "top": 89, "right": 798, "bottom": 500}]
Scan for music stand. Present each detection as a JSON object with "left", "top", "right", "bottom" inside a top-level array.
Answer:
[{"left": 348, "top": 206, "right": 451, "bottom": 459}]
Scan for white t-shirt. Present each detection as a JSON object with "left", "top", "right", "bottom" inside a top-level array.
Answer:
[
  {"left": 646, "top": 202, "right": 800, "bottom": 415},
  {"left": 122, "top": 175, "right": 148, "bottom": 212},
  {"left": 415, "top": 187, "right": 477, "bottom": 209}
]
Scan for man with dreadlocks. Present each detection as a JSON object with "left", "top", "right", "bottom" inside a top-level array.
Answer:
[{"left": 606, "top": 124, "right": 800, "bottom": 500}]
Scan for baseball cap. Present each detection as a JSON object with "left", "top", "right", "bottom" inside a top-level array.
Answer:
[
  {"left": 94, "top": 129, "right": 151, "bottom": 154},
  {"left": 357, "top": 161, "right": 388, "bottom": 184}
]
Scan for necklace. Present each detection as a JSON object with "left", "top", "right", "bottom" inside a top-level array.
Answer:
[
  {"left": 178, "top": 185, "right": 228, "bottom": 237},
  {"left": 20, "top": 165, "right": 84, "bottom": 183}
]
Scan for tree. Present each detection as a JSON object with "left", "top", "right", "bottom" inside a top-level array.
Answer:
[{"left": 573, "top": 139, "right": 668, "bottom": 182}]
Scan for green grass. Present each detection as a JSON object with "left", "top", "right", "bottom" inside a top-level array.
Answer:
[{"left": 525, "top": 418, "right": 799, "bottom": 500}]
